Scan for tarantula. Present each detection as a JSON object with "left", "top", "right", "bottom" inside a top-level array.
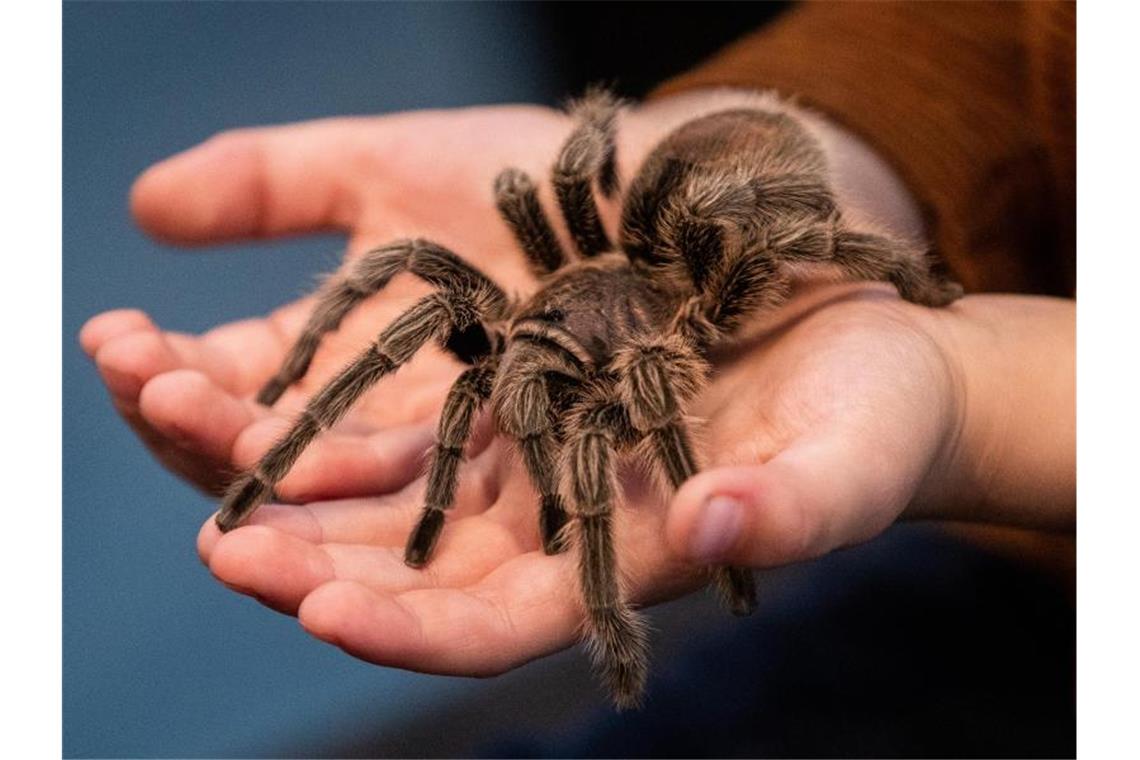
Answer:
[{"left": 215, "top": 89, "right": 962, "bottom": 708}]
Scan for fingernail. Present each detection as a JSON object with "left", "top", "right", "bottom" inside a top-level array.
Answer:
[{"left": 689, "top": 495, "right": 743, "bottom": 562}]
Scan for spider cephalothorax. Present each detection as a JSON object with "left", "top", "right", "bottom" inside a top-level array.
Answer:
[{"left": 216, "top": 88, "right": 962, "bottom": 708}]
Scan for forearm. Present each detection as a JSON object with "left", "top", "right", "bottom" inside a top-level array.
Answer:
[{"left": 917, "top": 295, "right": 1076, "bottom": 530}]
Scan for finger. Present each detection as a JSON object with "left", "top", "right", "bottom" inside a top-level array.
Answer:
[
  {"left": 298, "top": 553, "right": 581, "bottom": 676},
  {"left": 205, "top": 504, "right": 531, "bottom": 615},
  {"left": 189, "top": 299, "right": 314, "bottom": 395},
  {"left": 270, "top": 449, "right": 501, "bottom": 541},
  {"left": 93, "top": 328, "right": 182, "bottom": 402},
  {"left": 89, "top": 317, "right": 284, "bottom": 494},
  {"left": 197, "top": 497, "right": 414, "bottom": 563},
  {"left": 197, "top": 438, "right": 508, "bottom": 562},
  {"left": 207, "top": 526, "right": 334, "bottom": 615},
  {"left": 93, "top": 320, "right": 273, "bottom": 402},
  {"left": 666, "top": 431, "right": 909, "bottom": 568},
  {"left": 131, "top": 119, "right": 372, "bottom": 244},
  {"left": 119, "top": 394, "right": 232, "bottom": 493},
  {"left": 138, "top": 369, "right": 255, "bottom": 465},
  {"left": 229, "top": 419, "right": 436, "bottom": 503},
  {"left": 205, "top": 296, "right": 463, "bottom": 418},
  {"left": 198, "top": 503, "right": 322, "bottom": 563},
  {"left": 207, "top": 536, "right": 427, "bottom": 615},
  {"left": 79, "top": 309, "right": 155, "bottom": 358},
  {"left": 323, "top": 530, "right": 520, "bottom": 591}
]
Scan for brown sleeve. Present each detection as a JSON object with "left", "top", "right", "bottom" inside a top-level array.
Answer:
[{"left": 653, "top": 1, "right": 1075, "bottom": 296}]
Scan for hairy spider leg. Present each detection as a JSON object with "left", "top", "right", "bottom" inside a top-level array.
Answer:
[
  {"left": 562, "top": 388, "right": 649, "bottom": 710},
  {"left": 256, "top": 239, "right": 507, "bottom": 406},
  {"left": 552, "top": 87, "right": 623, "bottom": 258},
  {"left": 615, "top": 335, "right": 758, "bottom": 617},
  {"left": 618, "top": 156, "right": 692, "bottom": 270},
  {"left": 624, "top": 162, "right": 833, "bottom": 287},
  {"left": 217, "top": 244, "right": 507, "bottom": 532},
  {"left": 697, "top": 205, "right": 963, "bottom": 314},
  {"left": 829, "top": 228, "right": 965, "bottom": 306},
  {"left": 493, "top": 168, "right": 567, "bottom": 275},
  {"left": 494, "top": 351, "right": 578, "bottom": 555},
  {"left": 405, "top": 355, "right": 503, "bottom": 567}
]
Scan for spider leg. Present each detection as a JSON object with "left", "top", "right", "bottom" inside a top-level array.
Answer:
[
  {"left": 563, "top": 388, "right": 648, "bottom": 709},
  {"left": 552, "top": 87, "right": 623, "bottom": 257},
  {"left": 668, "top": 250, "right": 790, "bottom": 351},
  {"left": 404, "top": 354, "right": 502, "bottom": 567},
  {"left": 217, "top": 282, "right": 501, "bottom": 533},
  {"left": 257, "top": 239, "right": 509, "bottom": 405},
  {"left": 496, "top": 368, "right": 572, "bottom": 554},
  {"left": 669, "top": 208, "right": 946, "bottom": 349},
  {"left": 829, "top": 228, "right": 964, "bottom": 306},
  {"left": 648, "top": 167, "right": 839, "bottom": 282},
  {"left": 715, "top": 214, "right": 964, "bottom": 309},
  {"left": 614, "top": 336, "right": 758, "bottom": 617},
  {"left": 493, "top": 168, "right": 567, "bottom": 275},
  {"left": 522, "top": 432, "right": 573, "bottom": 554}
]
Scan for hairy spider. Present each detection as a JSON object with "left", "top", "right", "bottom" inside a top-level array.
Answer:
[{"left": 215, "top": 88, "right": 963, "bottom": 708}]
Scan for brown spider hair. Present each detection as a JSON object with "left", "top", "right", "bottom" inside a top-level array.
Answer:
[{"left": 216, "top": 87, "right": 962, "bottom": 708}]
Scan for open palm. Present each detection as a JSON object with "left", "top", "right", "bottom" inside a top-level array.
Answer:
[{"left": 82, "top": 104, "right": 963, "bottom": 677}]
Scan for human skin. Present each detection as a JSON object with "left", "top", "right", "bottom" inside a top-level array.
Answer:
[{"left": 80, "top": 93, "right": 1074, "bottom": 676}]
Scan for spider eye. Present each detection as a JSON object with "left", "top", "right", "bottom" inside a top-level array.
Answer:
[{"left": 544, "top": 308, "right": 565, "bottom": 322}]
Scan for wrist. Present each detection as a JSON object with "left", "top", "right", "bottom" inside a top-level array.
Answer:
[{"left": 914, "top": 295, "right": 1076, "bottom": 530}]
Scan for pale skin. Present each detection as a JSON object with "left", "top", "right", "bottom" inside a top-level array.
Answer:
[{"left": 80, "top": 92, "right": 1074, "bottom": 677}]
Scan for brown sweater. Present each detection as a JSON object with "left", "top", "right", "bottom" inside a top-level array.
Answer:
[{"left": 654, "top": 1, "right": 1075, "bottom": 297}]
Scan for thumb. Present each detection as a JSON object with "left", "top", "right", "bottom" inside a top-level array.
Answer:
[{"left": 666, "top": 434, "right": 906, "bottom": 568}]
